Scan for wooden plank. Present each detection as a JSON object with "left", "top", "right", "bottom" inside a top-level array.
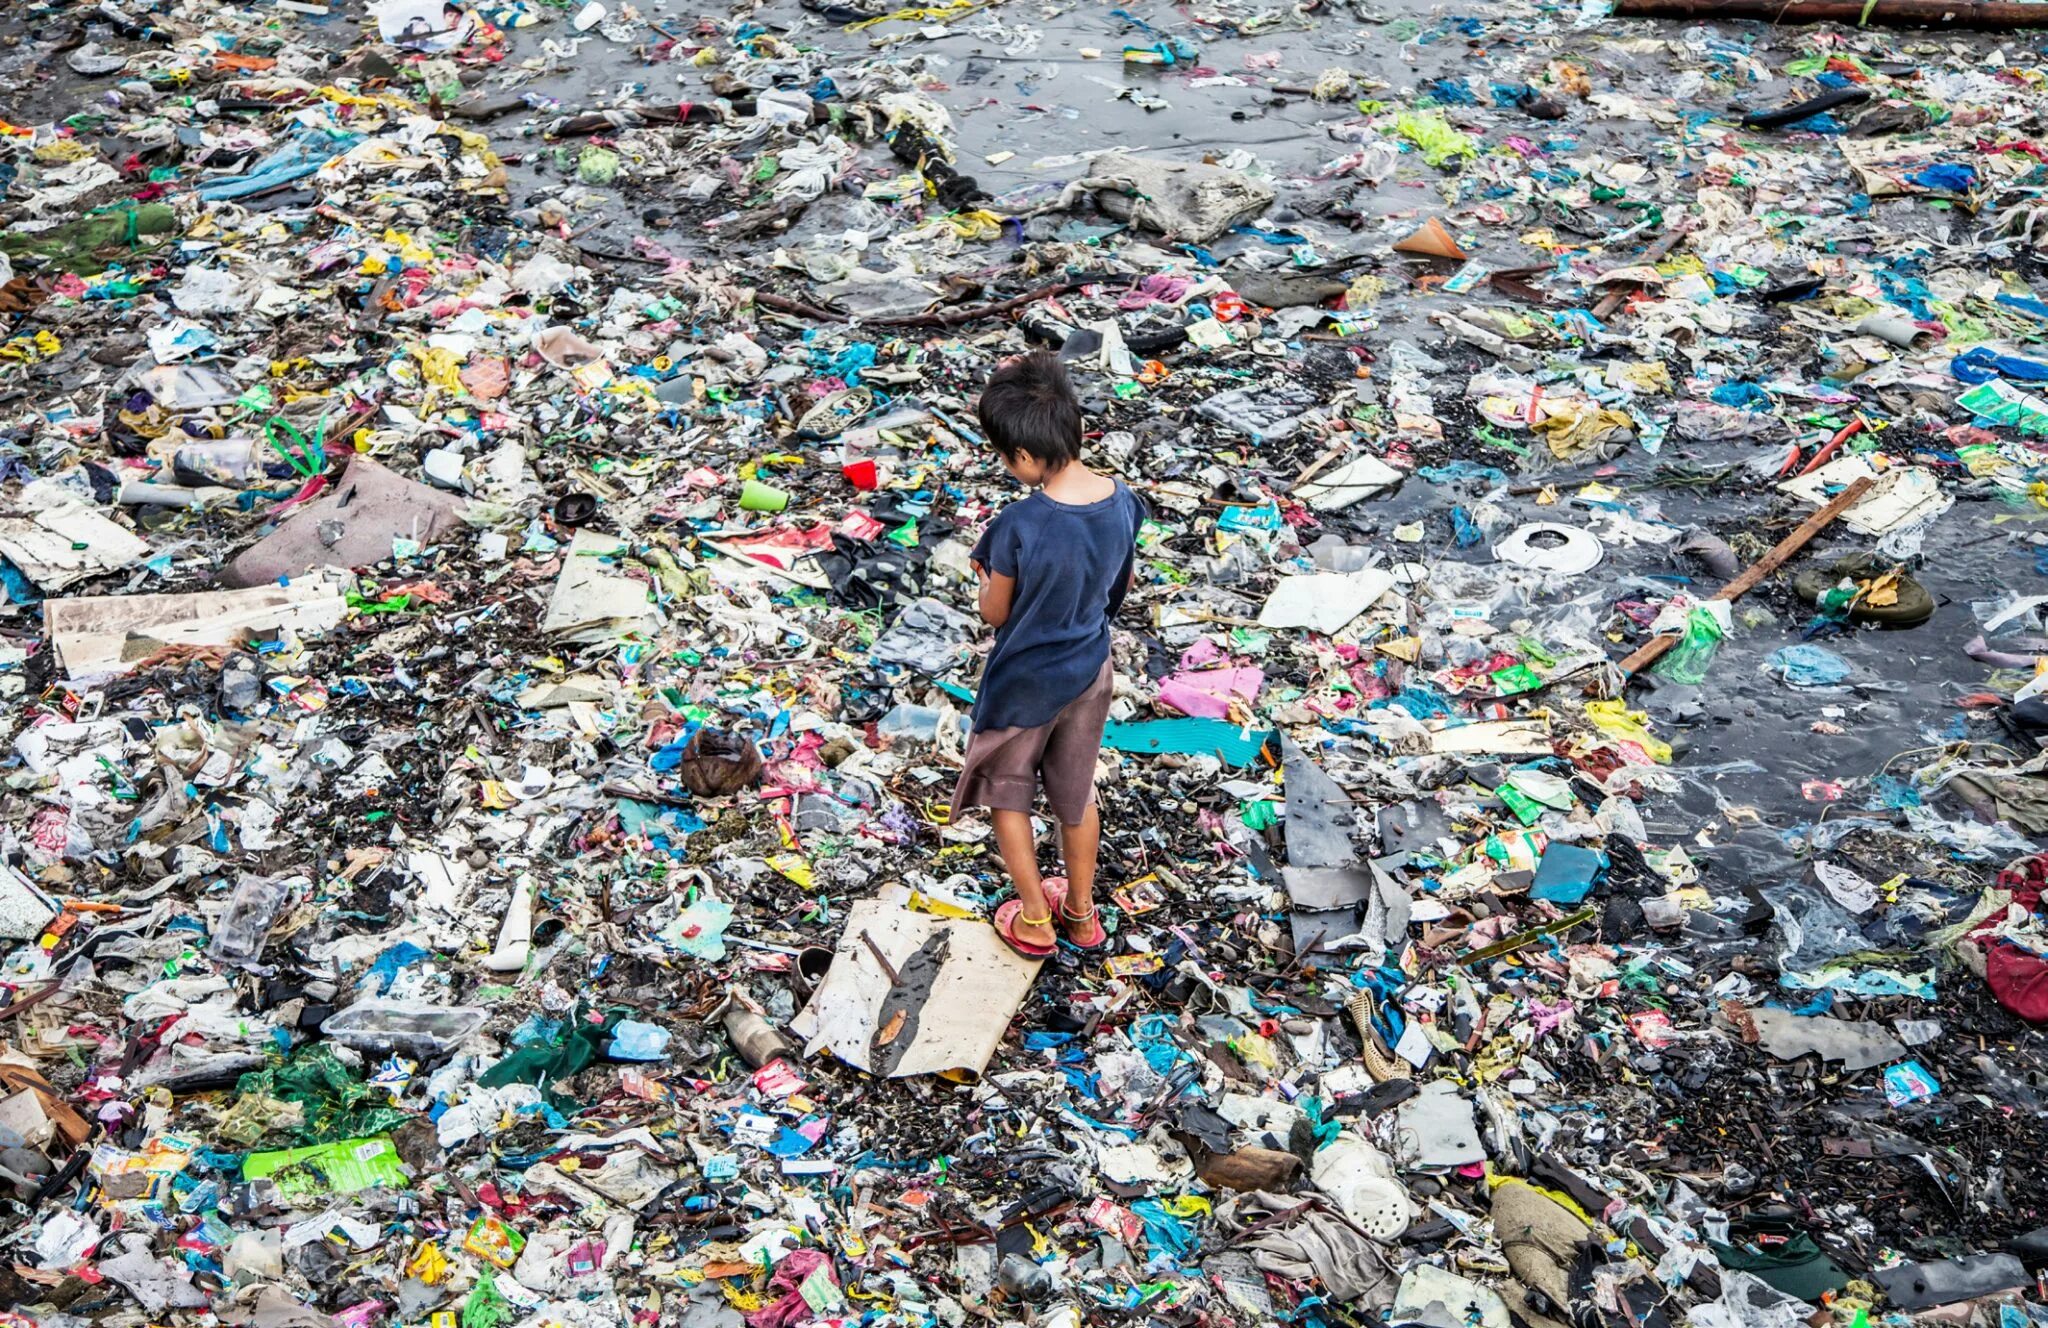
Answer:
[
  {"left": 1591, "top": 223, "right": 1693, "bottom": 320},
  {"left": 1613, "top": 474, "right": 1877, "bottom": 679}
]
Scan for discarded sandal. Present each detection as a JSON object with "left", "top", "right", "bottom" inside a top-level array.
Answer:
[
  {"left": 992, "top": 900, "right": 1056, "bottom": 960},
  {"left": 1346, "top": 990, "right": 1412, "bottom": 1083}
]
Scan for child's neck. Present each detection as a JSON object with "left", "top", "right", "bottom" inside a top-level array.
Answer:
[{"left": 1039, "top": 463, "right": 1113, "bottom": 504}]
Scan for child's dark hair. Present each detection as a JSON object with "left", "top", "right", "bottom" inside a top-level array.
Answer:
[{"left": 977, "top": 351, "right": 1082, "bottom": 471}]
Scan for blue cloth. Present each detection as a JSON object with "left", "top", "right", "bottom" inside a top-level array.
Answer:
[
  {"left": 197, "top": 128, "right": 358, "bottom": 202},
  {"left": 1907, "top": 162, "right": 1976, "bottom": 193},
  {"left": 1951, "top": 346, "right": 2048, "bottom": 386},
  {"left": 1711, "top": 381, "right": 1774, "bottom": 412},
  {"left": 1997, "top": 293, "right": 2048, "bottom": 322},
  {"left": 969, "top": 481, "right": 1144, "bottom": 731}
]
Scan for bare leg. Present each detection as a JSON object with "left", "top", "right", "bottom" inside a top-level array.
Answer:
[
  {"left": 993, "top": 809, "right": 1055, "bottom": 948},
  {"left": 1058, "top": 803, "right": 1100, "bottom": 938}
]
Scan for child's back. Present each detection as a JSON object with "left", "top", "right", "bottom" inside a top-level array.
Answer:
[{"left": 970, "top": 482, "right": 1144, "bottom": 733}]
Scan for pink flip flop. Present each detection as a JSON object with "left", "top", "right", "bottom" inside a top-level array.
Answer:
[
  {"left": 1037, "top": 877, "right": 1103, "bottom": 950},
  {"left": 1061, "top": 900, "right": 1108, "bottom": 951},
  {"left": 993, "top": 899, "right": 1056, "bottom": 960}
]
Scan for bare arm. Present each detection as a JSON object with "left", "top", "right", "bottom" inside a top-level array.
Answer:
[{"left": 975, "top": 562, "right": 1016, "bottom": 628}]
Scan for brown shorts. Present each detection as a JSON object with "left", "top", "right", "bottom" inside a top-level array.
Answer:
[{"left": 951, "top": 657, "right": 1114, "bottom": 827}]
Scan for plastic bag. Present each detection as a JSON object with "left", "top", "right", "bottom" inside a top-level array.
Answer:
[
  {"left": 1654, "top": 605, "right": 1726, "bottom": 685},
  {"left": 1769, "top": 643, "right": 1851, "bottom": 688},
  {"left": 1584, "top": 699, "right": 1674, "bottom": 764},
  {"left": 235, "top": 1047, "right": 412, "bottom": 1144},
  {"left": 577, "top": 145, "right": 620, "bottom": 186},
  {"left": 1393, "top": 111, "right": 1478, "bottom": 168},
  {"left": 608, "top": 1020, "right": 671, "bottom": 1061}
]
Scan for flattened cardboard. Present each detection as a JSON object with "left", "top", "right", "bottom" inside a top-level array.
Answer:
[
  {"left": 44, "top": 571, "right": 350, "bottom": 680},
  {"left": 225, "top": 456, "right": 465, "bottom": 588},
  {"left": 791, "top": 899, "right": 1040, "bottom": 1080}
]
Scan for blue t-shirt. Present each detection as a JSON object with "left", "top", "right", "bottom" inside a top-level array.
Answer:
[{"left": 969, "top": 481, "right": 1145, "bottom": 732}]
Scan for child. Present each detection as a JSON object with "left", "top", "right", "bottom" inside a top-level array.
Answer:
[{"left": 954, "top": 352, "right": 1145, "bottom": 959}]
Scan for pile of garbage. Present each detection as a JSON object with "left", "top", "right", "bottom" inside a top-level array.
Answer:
[{"left": 3, "top": 0, "right": 2048, "bottom": 1326}]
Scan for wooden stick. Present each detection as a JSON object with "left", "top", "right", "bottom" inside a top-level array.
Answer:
[
  {"left": 577, "top": 245, "right": 667, "bottom": 267},
  {"left": 1592, "top": 223, "right": 1692, "bottom": 320},
  {"left": 1613, "top": 474, "right": 1876, "bottom": 679},
  {"left": 754, "top": 291, "right": 843, "bottom": 322},
  {"left": 883, "top": 280, "right": 1082, "bottom": 329},
  {"left": 857, "top": 929, "right": 900, "bottom": 986},
  {"left": 1294, "top": 442, "right": 1349, "bottom": 488}
]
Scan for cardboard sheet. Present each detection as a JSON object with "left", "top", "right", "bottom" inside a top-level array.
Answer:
[
  {"left": 1779, "top": 457, "right": 1950, "bottom": 536},
  {"left": 0, "top": 505, "right": 149, "bottom": 592},
  {"left": 1283, "top": 738, "right": 1356, "bottom": 868},
  {"left": 44, "top": 572, "right": 351, "bottom": 680},
  {"left": 542, "top": 530, "right": 662, "bottom": 642},
  {"left": 1257, "top": 568, "right": 1394, "bottom": 635},
  {"left": 226, "top": 456, "right": 465, "bottom": 587},
  {"left": 1281, "top": 865, "right": 1375, "bottom": 910},
  {"left": 1423, "top": 718, "right": 1552, "bottom": 756},
  {"left": 790, "top": 899, "right": 1040, "bottom": 1079},
  {"left": 1296, "top": 455, "right": 1405, "bottom": 510}
]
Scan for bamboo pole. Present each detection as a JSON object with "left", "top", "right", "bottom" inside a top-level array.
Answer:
[{"left": 1612, "top": 474, "right": 1877, "bottom": 680}]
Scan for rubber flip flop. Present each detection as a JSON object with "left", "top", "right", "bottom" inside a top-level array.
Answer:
[
  {"left": 1061, "top": 904, "right": 1108, "bottom": 951},
  {"left": 1039, "top": 878, "right": 1104, "bottom": 949},
  {"left": 992, "top": 899, "right": 1055, "bottom": 960},
  {"left": 1037, "top": 877, "right": 1104, "bottom": 949},
  {"left": 1043, "top": 878, "right": 1101, "bottom": 949}
]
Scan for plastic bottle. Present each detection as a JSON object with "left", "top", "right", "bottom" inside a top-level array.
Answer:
[
  {"left": 118, "top": 480, "right": 217, "bottom": 508},
  {"left": 208, "top": 874, "right": 294, "bottom": 967},
  {"left": 171, "top": 437, "right": 294, "bottom": 487},
  {"left": 483, "top": 878, "right": 534, "bottom": 972},
  {"left": 996, "top": 1254, "right": 1053, "bottom": 1301},
  {"left": 320, "top": 998, "right": 489, "bottom": 1057},
  {"left": 877, "top": 704, "right": 942, "bottom": 742}
]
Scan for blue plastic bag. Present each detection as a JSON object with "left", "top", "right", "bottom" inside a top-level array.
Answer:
[
  {"left": 1770, "top": 643, "right": 1852, "bottom": 688},
  {"left": 1530, "top": 844, "right": 1608, "bottom": 905},
  {"left": 1906, "top": 162, "right": 1976, "bottom": 193},
  {"left": 609, "top": 1020, "right": 671, "bottom": 1061}
]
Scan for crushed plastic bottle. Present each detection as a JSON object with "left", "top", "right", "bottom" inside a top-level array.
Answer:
[
  {"left": 206, "top": 873, "right": 297, "bottom": 967},
  {"left": 877, "top": 703, "right": 944, "bottom": 741},
  {"left": 319, "top": 999, "right": 490, "bottom": 1058}
]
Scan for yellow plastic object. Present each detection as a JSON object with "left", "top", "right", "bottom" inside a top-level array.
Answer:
[
  {"left": 1393, "top": 111, "right": 1478, "bottom": 168},
  {"left": 1583, "top": 700, "right": 1673, "bottom": 764}
]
